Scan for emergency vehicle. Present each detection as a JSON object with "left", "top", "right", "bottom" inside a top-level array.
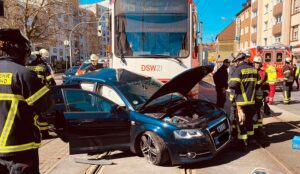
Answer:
[{"left": 248, "top": 43, "right": 293, "bottom": 82}]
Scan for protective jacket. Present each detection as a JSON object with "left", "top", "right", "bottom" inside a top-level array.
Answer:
[
  {"left": 229, "top": 61, "right": 258, "bottom": 106},
  {"left": 0, "top": 57, "right": 52, "bottom": 157},
  {"left": 256, "top": 68, "right": 268, "bottom": 101},
  {"left": 283, "top": 64, "right": 294, "bottom": 83},
  {"left": 26, "top": 59, "right": 55, "bottom": 86},
  {"left": 266, "top": 65, "right": 277, "bottom": 85}
]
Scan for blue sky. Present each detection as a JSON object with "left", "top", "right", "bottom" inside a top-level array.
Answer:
[{"left": 80, "top": 0, "right": 246, "bottom": 43}]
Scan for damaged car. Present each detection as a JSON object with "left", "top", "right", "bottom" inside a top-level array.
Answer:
[{"left": 51, "top": 66, "right": 231, "bottom": 166}]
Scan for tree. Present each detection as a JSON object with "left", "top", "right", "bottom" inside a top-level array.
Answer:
[{"left": 0, "top": 0, "right": 74, "bottom": 45}]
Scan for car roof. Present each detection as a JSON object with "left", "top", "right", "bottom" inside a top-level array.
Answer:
[{"left": 70, "top": 68, "right": 150, "bottom": 86}]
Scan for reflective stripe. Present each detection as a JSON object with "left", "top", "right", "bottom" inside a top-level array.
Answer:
[
  {"left": 39, "top": 126, "right": 49, "bottom": 131},
  {"left": 241, "top": 68, "right": 257, "bottom": 75},
  {"left": 0, "top": 100, "right": 19, "bottom": 146},
  {"left": 242, "top": 78, "right": 257, "bottom": 82},
  {"left": 284, "top": 70, "right": 291, "bottom": 74},
  {"left": 0, "top": 142, "right": 40, "bottom": 153},
  {"left": 253, "top": 124, "right": 259, "bottom": 129},
  {"left": 0, "top": 94, "right": 25, "bottom": 101},
  {"left": 229, "top": 78, "right": 241, "bottom": 82},
  {"left": 236, "top": 101, "right": 255, "bottom": 106},
  {"left": 46, "top": 75, "right": 53, "bottom": 81},
  {"left": 38, "top": 122, "right": 49, "bottom": 126},
  {"left": 238, "top": 134, "right": 248, "bottom": 140},
  {"left": 26, "top": 86, "right": 49, "bottom": 106},
  {"left": 247, "top": 131, "right": 254, "bottom": 136},
  {"left": 26, "top": 66, "right": 45, "bottom": 72}
]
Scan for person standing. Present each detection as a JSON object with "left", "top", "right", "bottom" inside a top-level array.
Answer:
[
  {"left": 85, "top": 54, "right": 103, "bottom": 73},
  {"left": 283, "top": 57, "right": 294, "bottom": 104},
  {"left": 293, "top": 60, "right": 299, "bottom": 90},
  {"left": 229, "top": 52, "right": 258, "bottom": 150},
  {"left": 0, "top": 29, "right": 53, "bottom": 174},
  {"left": 213, "top": 59, "right": 230, "bottom": 108},
  {"left": 253, "top": 56, "right": 268, "bottom": 136},
  {"left": 38, "top": 49, "right": 56, "bottom": 87},
  {"left": 265, "top": 64, "right": 277, "bottom": 105}
]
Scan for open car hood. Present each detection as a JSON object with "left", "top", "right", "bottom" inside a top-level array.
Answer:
[{"left": 139, "top": 66, "right": 213, "bottom": 111}]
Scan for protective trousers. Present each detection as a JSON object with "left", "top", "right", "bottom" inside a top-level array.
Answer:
[
  {"left": 283, "top": 82, "right": 293, "bottom": 104},
  {"left": 216, "top": 87, "right": 226, "bottom": 108},
  {"left": 230, "top": 103, "right": 237, "bottom": 139},
  {"left": 0, "top": 150, "right": 39, "bottom": 174},
  {"left": 236, "top": 105, "right": 255, "bottom": 141},
  {"left": 267, "top": 84, "right": 276, "bottom": 104},
  {"left": 35, "top": 115, "right": 49, "bottom": 138},
  {"left": 254, "top": 101, "right": 263, "bottom": 130}
]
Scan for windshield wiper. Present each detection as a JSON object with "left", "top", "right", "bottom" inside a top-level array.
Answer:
[{"left": 138, "top": 54, "right": 184, "bottom": 67}]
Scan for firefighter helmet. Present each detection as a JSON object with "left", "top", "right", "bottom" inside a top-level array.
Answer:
[
  {"left": 285, "top": 57, "right": 291, "bottom": 63},
  {"left": 90, "top": 54, "right": 99, "bottom": 61},
  {"left": 39, "top": 49, "right": 49, "bottom": 58},
  {"left": 254, "top": 56, "right": 262, "bottom": 63}
]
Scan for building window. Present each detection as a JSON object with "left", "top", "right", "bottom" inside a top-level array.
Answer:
[
  {"left": 265, "top": 4, "right": 269, "bottom": 14},
  {"left": 245, "top": 26, "right": 249, "bottom": 34},
  {"left": 252, "top": 11, "right": 257, "bottom": 17},
  {"left": 275, "top": 15, "right": 282, "bottom": 24},
  {"left": 292, "top": 25, "right": 299, "bottom": 41},
  {"left": 241, "top": 28, "right": 244, "bottom": 35},
  {"left": 275, "top": 0, "right": 283, "bottom": 4},
  {"left": 53, "top": 48, "right": 57, "bottom": 53},
  {"left": 275, "top": 36, "right": 281, "bottom": 43},
  {"left": 295, "top": 0, "right": 300, "bottom": 13},
  {"left": 252, "top": 41, "right": 257, "bottom": 47},
  {"left": 264, "top": 38, "right": 268, "bottom": 46},
  {"left": 264, "top": 21, "right": 268, "bottom": 31},
  {"left": 245, "top": 11, "right": 249, "bottom": 19},
  {"left": 252, "top": 26, "right": 257, "bottom": 33}
]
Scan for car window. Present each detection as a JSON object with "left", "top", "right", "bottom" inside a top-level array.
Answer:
[
  {"left": 63, "top": 89, "right": 115, "bottom": 112},
  {"left": 276, "top": 53, "right": 283, "bottom": 62},
  {"left": 98, "top": 85, "right": 126, "bottom": 107},
  {"left": 80, "top": 82, "right": 95, "bottom": 92},
  {"left": 264, "top": 52, "right": 271, "bottom": 62}
]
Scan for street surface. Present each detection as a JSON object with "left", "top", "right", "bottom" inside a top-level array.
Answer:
[{"left": 39, "top": 74, "right": 300, "bottom": 174}]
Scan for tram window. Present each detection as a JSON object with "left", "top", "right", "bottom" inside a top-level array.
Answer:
[
  {"left": 276, "top": 53, "right": 283, "bottom": 62},
  {"left": 264, "top": 53, "right": 271, "bottom": 62}
]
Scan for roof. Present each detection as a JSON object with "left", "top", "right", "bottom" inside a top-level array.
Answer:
[
  {"left": 71, "top": 68, "right": 149, "bottom": 86},
  {"left": 216, "top": 21, "right": 236, "bottom": 41}
]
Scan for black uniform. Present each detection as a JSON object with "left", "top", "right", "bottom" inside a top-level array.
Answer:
[
  {"left": 229, "top": 61, "right": 258, "bottom": 143},
  {"left": 0, "top": 57, "right": 53, "bottom": 173},
  {"left": 85, "top": 63, "right": 103, "bottom": 73},
  {"left": 283, "top": 64, "right": 294, "bottom": 104},
  {"left": 26, "top": 58, "right": 52, "bottom": 137},
  {"left": 213, "top": 64, "right": 228, "bottom": 108}
]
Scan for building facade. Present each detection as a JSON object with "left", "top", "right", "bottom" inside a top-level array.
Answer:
[
  {"left": 236, "top": 1, "right": 252, "bottom": 51},
  {"left": 291, "top": 0, "right": 300, "bottom": 61},
  {"left": 216, "top": 21, "right": 237, "bottom": 60}
]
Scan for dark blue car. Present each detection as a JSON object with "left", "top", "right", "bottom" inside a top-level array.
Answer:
[{"left": 53, "top": 66, "right": 231, "bottom": 166}]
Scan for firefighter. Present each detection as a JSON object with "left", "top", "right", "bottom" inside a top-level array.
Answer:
[
  {"left": 39, "top": 49, "right": 56, "bottom": 87},
  {"left": 0, "top": 28, "right": 53, "bottom": 174},
  {"left": 213, "top": 59, "right": 230, "bottom": 108},
  {"left": 266, "top": 64, "right": 277, "bottom": 105},
  {"left": 26, "top": 51, "right": 53, "bottom": 138},
  {"left": 228, "top": 59, "right": 238, "bottom": 140},
  {"left": 229, "top": 52, "right": 258, "bottom": 150},
  {"left": 253, "top": 56, "right": 268, "bottom": 136},
  {"left": 85, "top": 54, "right": 103, "bottom": 73},
  {"left": 283, "top": 57, "right": 294, "bottom": 104}
]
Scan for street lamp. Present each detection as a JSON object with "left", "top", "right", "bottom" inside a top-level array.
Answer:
[{"left": 68, "top": 10, "right": 110, "bottom": 67}]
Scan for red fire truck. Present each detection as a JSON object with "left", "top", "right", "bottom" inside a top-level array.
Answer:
[{"left": 248, "top": 44, "right": 293, "bottom": 82}]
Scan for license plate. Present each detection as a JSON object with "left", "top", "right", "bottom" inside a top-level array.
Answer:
[{"left": 217, "top": 123, "right": 226, "bottom": 133}]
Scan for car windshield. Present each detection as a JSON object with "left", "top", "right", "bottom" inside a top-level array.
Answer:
[{"left": 117, "top": 78, "right": 184, "bottom": 110}]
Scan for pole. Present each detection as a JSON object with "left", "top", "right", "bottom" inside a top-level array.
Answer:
[
  {"left": 199, "top": 21, "right": 203, "bottom": 66},
  {"left": 68, "top": 10, "right": 110, "bottom": 67}
]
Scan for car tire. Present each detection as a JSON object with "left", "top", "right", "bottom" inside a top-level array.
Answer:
[{"left": 140, "top": 131, "right": 169, "bottom": 165}]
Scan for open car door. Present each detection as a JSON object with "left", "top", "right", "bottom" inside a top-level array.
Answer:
[{"left": 62, "top": 89, "right": 131, "bottom": 155}]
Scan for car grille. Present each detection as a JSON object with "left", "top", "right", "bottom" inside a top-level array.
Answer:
[{"left": 207, "top": 118, "right": 230, "bottom": 150}]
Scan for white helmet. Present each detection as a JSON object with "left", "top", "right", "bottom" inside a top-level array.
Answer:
[
  {"left": 285, "top": 57, "right": 291, "bottom": 63},
  {"left": 253, "top": 56, "right": 262, "bottom": 63},
  {"left": 90, "top": 54, "right": 99, "bottom": 61},
  {"left": 39, "top": 49, "right": 49, "bottom": 58}
]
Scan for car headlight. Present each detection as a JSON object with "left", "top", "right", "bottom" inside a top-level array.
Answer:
[{"left": 174, "top": 129, "right": 205, "bottom": 139}]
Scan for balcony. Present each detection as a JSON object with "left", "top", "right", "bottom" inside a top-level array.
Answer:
[
  {"left": 252, "top": 0, "right": 258, "bottom": 12},
  {"left": 251, "top": 32, "right": 257, "bottom": 41},
  {"left": 273, "top": 2, "right": 283, "bottom": 16},
  {"left": 251, "top": 16, "right": 257, "bottom": 26},
  {"left": 272, "top": 23, "right": 282, "bottom": 36}
]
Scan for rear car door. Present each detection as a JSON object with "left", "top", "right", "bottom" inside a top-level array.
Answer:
[{"left": 62, "top": 89, "right": 131, "bottom": 154}]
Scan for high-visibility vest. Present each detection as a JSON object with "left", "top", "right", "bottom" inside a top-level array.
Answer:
[{"left": 266, "top": 65, "right": 277, "bottom": 85}]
